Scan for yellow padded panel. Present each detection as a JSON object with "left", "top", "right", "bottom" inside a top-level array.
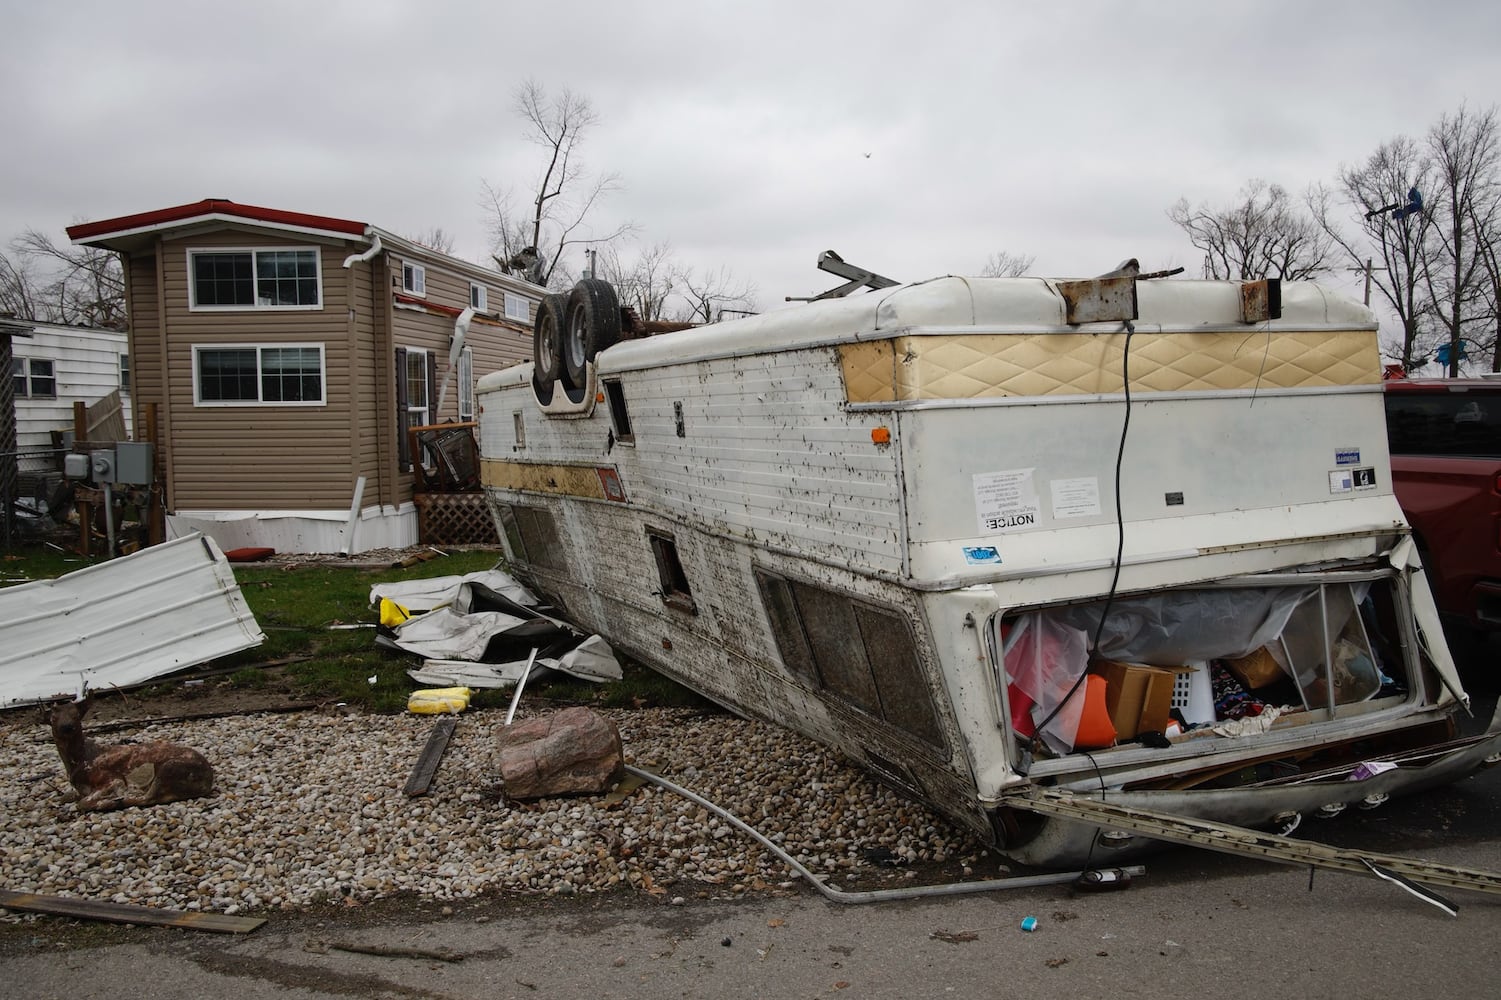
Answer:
[{"left": 840, "top": 330, "right": 1379, "bottom": 402}]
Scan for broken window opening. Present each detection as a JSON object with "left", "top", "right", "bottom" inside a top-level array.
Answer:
[
  {"left": 648, "top": 530, "right": 695, "bottom": 614},
  {"left": 603, "top": 379, "right": 633, "bottom": 443}
]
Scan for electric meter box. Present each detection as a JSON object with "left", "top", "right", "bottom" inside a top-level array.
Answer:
[{"left": 113, "top": 442, "right": 154, "bottom": 486}]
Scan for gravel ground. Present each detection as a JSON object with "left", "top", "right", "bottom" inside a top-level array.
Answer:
[{"left": 0, "top": 704, "right": 990, "bottom": 922}]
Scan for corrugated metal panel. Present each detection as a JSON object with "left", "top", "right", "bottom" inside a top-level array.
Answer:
[{"left": 0, "top": 533, "right": 265, "bottom": 708}]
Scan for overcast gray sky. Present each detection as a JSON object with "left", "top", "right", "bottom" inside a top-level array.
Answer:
[{"left": 3, "top": 0, "right": 1496, "bottom": 313}]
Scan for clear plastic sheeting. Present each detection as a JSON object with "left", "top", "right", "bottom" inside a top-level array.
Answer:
[
  {"left": 1002, "top": 614, "right": 1091, "bottom": 754},
  {"left": 1050, "top": 587, "right": 1310, "bottom": 665}
]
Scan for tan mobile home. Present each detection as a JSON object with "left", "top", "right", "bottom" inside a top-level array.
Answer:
[{"left": 70, "top": 200, "right": 542, "bottom": 552}]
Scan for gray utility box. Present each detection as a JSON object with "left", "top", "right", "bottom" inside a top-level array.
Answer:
[{"left": 77, "top": 442, "right": 154, "bottom": 486}]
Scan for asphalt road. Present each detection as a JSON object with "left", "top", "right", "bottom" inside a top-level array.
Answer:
[{"left": 3, "top": 642, "right": 1498, "bottom": 1000}]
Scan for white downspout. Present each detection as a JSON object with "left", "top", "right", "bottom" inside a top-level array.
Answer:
[
  {"left": 342, "top": 234, "right": 383, "bottom": 269},
  {"left": 435, "top": 307, "right": 474, "bottom": 417}
]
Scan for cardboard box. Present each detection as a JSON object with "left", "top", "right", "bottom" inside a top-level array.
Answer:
[
  {"left": 1092, "top": 660, "right": 1193, "bottom": 738},
  {"left": 1224, "top": 645, "right": 1285, "bottom": 690}
]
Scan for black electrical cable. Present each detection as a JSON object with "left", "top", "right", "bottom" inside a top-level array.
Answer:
[{"left": 1028, "top": 320, "right": 1136, "bottom": 744}]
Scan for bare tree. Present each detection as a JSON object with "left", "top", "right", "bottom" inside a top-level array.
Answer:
[
  {"left": 8, "top": 229, "right": 125, "bottom": 328},
  {"left": 0, "top": 249, "right": 43, "bottom": 320},
  {"left": 679, "top": 265, "right": 757, "bottom": 324},
  {"left": 980, "top": 251, "right": 1035, "bottom": 277},
  {"left": 1422, "top": 105, "right": 1499, "bottom": 375},
  {"left": 1310, "top": 135, "right": 1436, "bottom": 370},
  {"left": 1472, "top": 195, "right": 1501, "bottom": 372},
  {"left": 598, "top": 241, "right": 681, "bottom": 321},
  {"left": 483, "top": 81, "right": 634, "bottom": 289},
  {"left": 408, "top": 227, "right": 455, "bottom": 255},
  {"left": 1169, "top": 179, "right": 1335, "bottom": 281}
]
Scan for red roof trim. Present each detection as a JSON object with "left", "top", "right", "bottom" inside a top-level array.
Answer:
[{"left": 67, "top": 199, "right": 367, "bottom": 241}]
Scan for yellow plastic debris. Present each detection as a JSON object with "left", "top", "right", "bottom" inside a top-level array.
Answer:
[
  {"left": 407, "top": 687, "right": 472, "bottom": 715},
  {"left": 380, "top": 598, "right": 412, "bottom": 628}
]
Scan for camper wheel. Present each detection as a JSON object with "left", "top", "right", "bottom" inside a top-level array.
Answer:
[
  {"left": 562, "top": 278, "right": 622, "bottom": 389},
  {"left": 532, "top": 293, "right": 569, "bottom": 394}
]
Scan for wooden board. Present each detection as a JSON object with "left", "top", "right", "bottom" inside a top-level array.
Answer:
[{"left": 0, "top": 889, "right": 265, "bottom": 934}]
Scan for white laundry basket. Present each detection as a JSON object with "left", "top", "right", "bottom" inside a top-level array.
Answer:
[{"left": 1171, "top": 662, "right": 1216, "bottom": 725}]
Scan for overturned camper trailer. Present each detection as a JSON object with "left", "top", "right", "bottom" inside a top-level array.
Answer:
[{"left": 475, "top": 265, "right": 1501, "bottom": 867}]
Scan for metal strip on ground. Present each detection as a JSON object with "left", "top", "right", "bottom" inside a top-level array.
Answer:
[{"left": 1004, "top": 788, "right": 1501, "bottom": 898}]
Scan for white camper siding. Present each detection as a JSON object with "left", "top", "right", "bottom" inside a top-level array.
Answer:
[
  {"left": 621, "top": 349, "right": 906, "bottom": 576},
  {"left": 13, "top": 322, "right": 131, "bottom": 452}
]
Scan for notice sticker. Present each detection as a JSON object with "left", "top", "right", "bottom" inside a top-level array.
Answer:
[
  {"left": 1335, "top": 448, "right": 1361, "bottom": 466},
  {"left": 974, "top": 468, "right": 1040, "bottom": 534},
  {"left": 1050, "top": 476, "right": 1102, "bottom": 520},
  {"left": 1330, "top": 470, "right": 1353, "bottom": 494},
  {"left": 963, "top": 546, "right": 1002, "bottom": 565},
  {"left": 1353, "top": 467, "right": 1378, "bottom": 490}
]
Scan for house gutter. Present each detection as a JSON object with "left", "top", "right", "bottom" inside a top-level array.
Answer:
[{"left": 342, "top": 234, "right": 383, "bottom": 269}]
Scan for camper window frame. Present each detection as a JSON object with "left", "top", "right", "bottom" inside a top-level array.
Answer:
[
  {"left": 602, "top": 378, "right": 634, "bottom": 444},
  {"left": 647, "top": 528, "right": 696, "bottom": 614},
  {"left": 754, "top": 568, "right": 945, "bottom": 749}
]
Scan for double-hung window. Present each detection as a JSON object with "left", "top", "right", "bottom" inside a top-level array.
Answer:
[
  {"left": 402, "top": 262, "right": 426, "bottom": 296},
  {"left": 504, "top": 292, "right": 530, "bottom": 322},
  {"left": 189, "top": 248, "right": 321, "bottom": 309},
  {"left": 458, "top": 347, "right": 475, "bottom": 421},
  {"left": 396, "top": 346, "right": 435, "bottom": 470},
  {"left": 194, "top": 344, "right": 326, "bottom": 405},
  {"left": 12, "top": 357, "right": 56, "bottom": 398},
  {"left": 470, "top": 283, "right": 487, "bottom": 312},
  {"left": 119, "top": 353, "right": 130, "bottom": 394}
]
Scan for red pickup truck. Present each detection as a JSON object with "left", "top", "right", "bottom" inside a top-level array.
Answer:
[{"left": 1384, "top": 377, "right": 1501, "bottom": 634}]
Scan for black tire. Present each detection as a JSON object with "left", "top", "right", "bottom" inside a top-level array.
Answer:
[
  {"left": 562, "top": 278, "right": 622, "bottom": 389},
  {"left": 532, "top": 293, "right": 569, "bottom": 393}
]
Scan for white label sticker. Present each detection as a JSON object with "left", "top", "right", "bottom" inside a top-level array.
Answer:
[
  {"left": 1329, "top": 470, "right": 1353, "bottom": 494},
  {"left": 974, "top": 468, "right": 1040, "bottom": 533},
  {"left": 1050, "top": 476, "right": 1101, "bottom": 519}
]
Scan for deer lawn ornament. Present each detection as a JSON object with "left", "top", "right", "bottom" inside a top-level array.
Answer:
[{"left": 44, "top": 699, "right": 215, "bottom": 812}]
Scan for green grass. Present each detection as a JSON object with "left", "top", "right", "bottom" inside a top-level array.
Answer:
[{"left": 1, "top": 542, "right": 710, "bottom": 714}]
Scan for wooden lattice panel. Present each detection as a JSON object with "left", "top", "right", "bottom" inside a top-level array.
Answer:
[{"left": 414, "top": 492, "right": 499, "bottom": 546}]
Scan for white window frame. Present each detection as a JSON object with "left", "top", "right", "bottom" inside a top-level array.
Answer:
[
  {"left": 187, "top": 246, "right": 323, "bottom": 312},
  {"left": 12, "top": 357, "right": 56, "bottom": 399},
  {"left": 402, "top": 262, "right": 427, "bottom": 296},
  {"left": 191, "top": 343, "right": 327, "bottom": 407},
  {"left": 458, "top": 346, "right": 475, "bottom": 421},
  {"left": 504, "top": 292, "right": 530, "bottom": 322},
  {"left": 403, "top": 345, "right": 430, "bottom": 428},
  {"left": 119, "top": 353, "right": 130, "bottom": 394},
  {"left": 470, "top": 282, "right": 488, "bottom": 312}
]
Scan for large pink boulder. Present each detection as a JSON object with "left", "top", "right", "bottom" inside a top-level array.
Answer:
[{"left": 496, "top": 707, "right": 624, "bottom": 800}]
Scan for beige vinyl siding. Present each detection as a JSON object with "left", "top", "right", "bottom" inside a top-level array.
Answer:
[
  {"left": 161, "top": 234, "right": 359, "bottom": 510},
  {"left": 388, "top": 252, "right": 534, "bottom": 426},
  {"left": 348, "top": 258, "right": 386, "bottom": 506},
  {"left": 125, "top": 252, "right": 161, "bottom": 441}
]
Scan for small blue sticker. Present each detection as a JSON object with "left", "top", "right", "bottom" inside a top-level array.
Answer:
[
  {"left": 963, "top": 546, "right": 1002, "bottom": 565},
  {"left": 1335, "top": 448, "right": 1360, "bottom": 466}
]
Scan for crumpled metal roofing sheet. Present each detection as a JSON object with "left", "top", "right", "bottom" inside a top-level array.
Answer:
[{"left": 0, "top": 533, "right": 265, "bottom": 708}]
